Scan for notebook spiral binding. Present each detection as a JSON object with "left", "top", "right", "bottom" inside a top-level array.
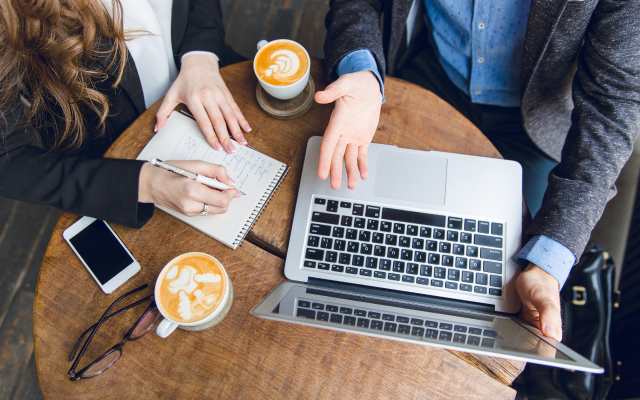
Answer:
[{"left": 232, "top": 164, "right": 290, "bottom": 248}]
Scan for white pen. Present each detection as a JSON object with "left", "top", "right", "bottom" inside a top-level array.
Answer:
[{"left": 149, "top": 158, "right": 246, "bottom": 195}]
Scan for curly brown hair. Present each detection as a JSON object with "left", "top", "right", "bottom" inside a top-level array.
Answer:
[{"left": 0, "top": 0, "right": 128, "bottom": 151}]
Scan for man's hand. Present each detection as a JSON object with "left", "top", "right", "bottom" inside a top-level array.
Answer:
[
  {"left": 314, "top": 70, "right": 382, "bottom": 189},
  {"left": 516, "top": 263, "right": 563, "bottom": 341},
  {"left": 156, "top": 53, "right": 251, "bottom": 154}
]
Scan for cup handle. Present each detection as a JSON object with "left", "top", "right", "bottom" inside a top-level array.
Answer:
[
  {"left": 257, "top": 40, "right": 269, "bottom": 51},
  {"left": 156, "top": 318, "right": 179, "bottom": 338}
]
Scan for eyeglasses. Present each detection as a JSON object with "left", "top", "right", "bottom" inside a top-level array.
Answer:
[{"left": 67, "top": 284, "right": 160, "bottom": 380}]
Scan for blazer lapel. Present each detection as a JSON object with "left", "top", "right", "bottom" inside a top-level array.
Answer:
[
  {"left": 171, "top": 0, "right": 188, "bottom": 57},
  {"left": 520, "top": 0, "right": 570, "bottom": 97}
]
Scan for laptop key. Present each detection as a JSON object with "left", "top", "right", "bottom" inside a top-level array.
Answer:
[
  {"left": 367, "top": 219, "right": 379, "bottom": 230},
  {"left": 489, "top": 288, "right": 503, "bottom": 296},
  {"left": 312, "top": 303, "right": 324, "bottom": 310},
  {"left": 414, "top": 251, "right": 427, "bottom": 263},
  {"left": 474, "top": 286, "right": 488, "bottom": 294},
  {"left": 384, "top": 322, "right": 397, "bottom": 332},
  {"left": 484, "top": 261, "right": 502, "bottom": 274},
  {"left": 399, "top": 236, "right": 411, "bottom": 247},
  {"left": 326, "top": 305, "right": 338, "bottom": 312},
  {"left": 396, "top": 316, "right": 409, "bottom": 323},
  {"left": 425, "top": 329, "right": 438, "bottom": 339},
  {"left": 464, "top": 219, "right": 476, "bottom": 232},
  {"left": 478, "top": 221, "right": 490, "bottom": 233},
  {"left": 340, "top": 216, "right": 353, "bottom": 227},
  {"left": 318, "top": 263, "right": 330, "bottom": 270},
  {"left": 379, "top": 259, "right": 391, "bottom": 270},
  {"left": 347, "top": 241, "right": 359, "bottom": 252},
  {"left": 469, "top": 259, "right": 482, "bottom": 271},
  {"left": 332, "top": 226, "right": 344, "bottom": 238},
  {"left": 481, "top": 338, "right": 496, "bottom": 348},
  {"left": 310, "top": 223, "right": 331, "bottom": 236},
  {"left": 331, "top": 264, "right": 344, "bottom": 272},
  {"left": 466, "top": 246, "right": 479, "bottom": 257},
  {"left": 428, "top": 253, "right": 440, "bottom": 265},
  {"left": 440, "top": 323, "right": 452, "bottom": 330},
  {"left": 374, "top": 271, "right": 386, "bottom": 279},
  {"left": 475, "top": 234, "right": 503, "bottom": 249},
  {"left": 439, "top": 331, "right": 452, "bottom": 341},
  {"left": 374, "top": 245, "right": 386, "bottom": 256},
  {"left": 462, "top": 271, "right": 474, "bottom": 283},
  {"left": 352, "top": 204, "right": 364, "bottom": 216},
  {"left": 398, "top": 325, "right": 411, "bottom": 334},
  {"left": 325, "top": 251, "right": 337, "bottom": 263},
  {"left": 407, "top": 225, "right": 418, "bottom": 236},
  {"left": 388, "top": 273, "right": 401, "bottom": 281},
  {"left": 424, "top": 320, "right": 438, "bottom": 328},
  {"left": 344, "top": 316, "right": 357, "bottom": 326},
  {"left": 453, "top": 244, "right": 465, "bottom": 255},
  {"left": 334, "top": 240, "right": 346, "bottom": 251},
  {"left": 354, "top": 217, "right": 366, "bottom": 228},
  {"left": 407, "top": 263, "right": 419, "bottom": 275},
  {"left": 387, "top": 247, "right": 399, "bottom": 259},
  {"left": 445, "top": 282, "right": 458, "bottom": 290},
  {"left": 367, "top": 312, "right": 380, "bottom": 318},
  {"left": 357, "top": 318, "right": 370, "bottom": 328},
  {"left": 420, "top": 264, "right": 433, "bottom": 277},
  {"left": 372, "top": 232, "right": 384, "bottom": 243},
  {"left": 298, "top": 300, "right": 310, "bottom": 308},
  {"left": 381, "top": 208, "right": 446, "bottom": 227},
  {"left": 433, "top": 229, "right": 445, "bottom": 240},
  {"left": 330, "top": 314, "right": 342, "bottom": 323},
  {"left": 365, "top": 257, "right": 378, "bottom": 269},
  {"left": 317, "top": 311, "right": 329, "bottom": 321},
  {"left": 434, "top": 267, "right": 446, "bottom": 279},
  {"left": 411, "top": 327, "right": 425, "bottom": 337},
  {"left": 490, "top": 275, "right": 503, "bottom": 287},
  {"left": 385, "top": 234, "right": 398, "bottom": 246},
  {"left": 354, "top": 309, "right": 366, "bottom": 316},
  {"left": 455, "top": 257, "right": 467, "bottom": 269},
  {"left": 393, "top": 223, "right": 405, "bottom": 234},
  {"left": 491, "top": 223, "right": 503, "bottom": 236},
  {"left": 308, "top": 236, "right": 319, "bottom": 247},
  {"left": 402, "top": 275, "right": 415, "bottom": 283},
  {"left": 420, "top": 227, "right": 432, "bottom": 238},
  {"left": 392, "top": 261, "right": 405, "bottom": 273},
  {"left": 442, "top": 255, "right": 454, "bottom": 267},
  {"left": 448, "top": 217, "right": 463, "bottom": 230},
  {"left": 297, "top": 308, "right": 316, "bottom": 319},
  {"left": 412, "top": 238, "right": 424, "bottom": 249},
  {"left": 321, "top": 237, "right": 333, "bottom": 249},
  {"left": 340, "top": 307, "right": 353, "bottom": 315},
  {"left": 371, "top": 320, "right": 384, "bottom": 330},
  {"left": 353, "top": 255, "right": 364, "bottom": 266},
  {"left": 327, "top": 201, "right": 339, "bottom": 212},
  {"left": 346, "top": 229, "right": 357, "bottom": 240},
  {"left": 476, "top": 273, "right": 488, "bottom": 285},
  {"left": 365, "top": 206, "right": 381, "bottom": 218},
  {"left": 431, "top": 279, "right": 444, "bottom": 287},
  {"left": 417, "top": 277, "right": 429, "bottom": 285},
  {"left": 467, "top": 335, "right": 481, "bottom": 345},
  {"left": 315, "top": 198, "right": 326, "bottom": 205},
  {"left": 447, "top": 230, "right": 459, "bottom": 242},
  {"left": 380, "top": 221, "right": 392, "bottom": 232},
  {"left": 447, "top": 269, "right": 460, "bottom": 281},
  {"left": 340, "top": 201, "right": 352, "bottom": 209},
  {"left": 303, "top": 261, "right": 316, "bottom": 268},
  {"left": 360, "top": 243, "right": 372, "bottom": 255},
  {"left": 454, "top": 325, "right": 467, "bottom": 333},
  {"left": 312, "top": 211, "right": 339, "bottom": 224},
  {"left": 359, "top": 231, "right": 371, "bottom": 242},
  {"left": 439, "top": 241, "right": 451, "bottom": 253},
  {"left": 453, "top": 333, "right": 466, "bottom": 343},
  {"left": 359, "top": 268, "right": 372, "bottom": 277},
  {"left": 305, "top": 248, "right": 324, "bottom": 260},
  {"left": 401, "top": 249, "right": 413, "bottom": 260},
  {"left": 345, "top": 267, "right": 358, "bottom": 274},
  {"left": 426, "top": 240, "right": 437, "bottom": 251},
  {"left": 460, "top": 284, "right": 472, "bottom": 292},
  {"left": 339, "top": 253, "right": 351, "bottom": 265},
  {"left": 460, "top": 232, "right": 473, "bottom": 243},
  {"left": 382, "top": 314, "right": 395, "bottom": 321}
]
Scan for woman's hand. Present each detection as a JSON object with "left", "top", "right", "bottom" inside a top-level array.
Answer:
[
  {"left": 139, "top": 160, "right": 241, "bottom": 216},
  {"left": 155, "top": 53, "right": 251, "bottom": 154}
]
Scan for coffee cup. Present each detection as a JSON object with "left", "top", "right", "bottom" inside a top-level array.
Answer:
[
  {"left": 254, "top": 39, "right": 311, "bottom": 100},
  {"left": 155, "top": 252, "right": 231, "bottom": 338}
]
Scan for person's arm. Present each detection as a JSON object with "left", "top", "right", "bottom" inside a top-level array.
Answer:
[
  {"left": 315, "top": 0, "right": 386, "bottom": 189},
  {"left": 155, "top": 0, "right": 250, "bottom": 155},
  {"left": 516, "top": 0, "right": 640, "bottom": 341}
]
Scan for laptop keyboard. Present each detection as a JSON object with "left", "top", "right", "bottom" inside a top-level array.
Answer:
[
  {"left": 295, "top": 299, "right": 497, "bottom": 348},
  {"left": 302, "top": 196, "right": 506, "bottom": 298}
]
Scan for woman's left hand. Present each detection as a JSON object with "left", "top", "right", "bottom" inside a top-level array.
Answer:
[{"left": 155, "top": 53, "right": 251, "bottom": 154}]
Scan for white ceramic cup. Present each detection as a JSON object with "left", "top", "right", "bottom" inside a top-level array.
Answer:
[
  {"left": 155, "top": 252, "right": 230, "bottom": 338},
  {"left": 254, "top": 39, "right": 311, "bottom": 100}
]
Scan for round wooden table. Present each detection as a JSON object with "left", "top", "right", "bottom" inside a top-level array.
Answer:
[{"left": 33, "top": 60, "right": 524, "bottom": 399}]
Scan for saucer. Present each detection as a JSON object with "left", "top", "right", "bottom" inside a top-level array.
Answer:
[
  {"left": 179, "top": 279, "right": 234, "bottom": 332},
  {"left": 256, "top": 76, "right": 315, "bottom": 120}
]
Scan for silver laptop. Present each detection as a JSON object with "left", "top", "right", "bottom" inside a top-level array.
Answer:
[{"left": 251, "top": 136, "right": 603, "bottom": 373}]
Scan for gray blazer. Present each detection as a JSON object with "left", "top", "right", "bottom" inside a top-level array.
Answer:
[{"left": 324, "top": 0, "right": 640, "bottom": 261}]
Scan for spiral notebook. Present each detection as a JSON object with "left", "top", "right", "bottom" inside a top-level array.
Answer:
[{"left": 136, "top": 111, "right": 289, "bottom": 249}]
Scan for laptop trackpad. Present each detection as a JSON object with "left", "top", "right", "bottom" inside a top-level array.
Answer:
[{"left": 374, "top": 151, "right": 447, "bottom": 205}]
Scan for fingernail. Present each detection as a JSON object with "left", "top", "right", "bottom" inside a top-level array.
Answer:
[
  {"left": 245, "top": 124, "right": 252, "bottom": 132},
  {"left": 238, "top": 135, "right": 248, "bottom": 145},
  {"left": 213, "top": 141, "right": 222, "bottom": 150},
  {"left": 226, "top": 143, "right": 237, "bottom": 153},
  {"left": 235, "top": 191, "right": 242, "bottom": 198},
  {"left": 228, "top": 177, "right": 236, "bottom": 185},
  {"left": 545, "top": 324, "right": 558, "bottom": 337},
  {"left": 153, "top": 124, "right": 158, "bottom": 133}
]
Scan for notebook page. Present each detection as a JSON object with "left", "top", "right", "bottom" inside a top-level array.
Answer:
[{"left": 136, "top": 111, "right": 285, "bottom": 248}]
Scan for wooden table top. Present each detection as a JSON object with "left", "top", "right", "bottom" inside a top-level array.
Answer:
[{"left": 33, "top": 59, "right": 523, "bottom": 399}]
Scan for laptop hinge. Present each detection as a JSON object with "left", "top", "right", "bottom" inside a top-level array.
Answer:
[{"left": 307, "top": 277, "right": 497, "bottom": 314}]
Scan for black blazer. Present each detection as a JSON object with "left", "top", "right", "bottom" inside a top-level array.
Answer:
[
  {"left": 0, "top": 0, "right": 226, "bottom": 228},
  {"left": 323, "top": 0, "right": 640, "bottom": 260}
]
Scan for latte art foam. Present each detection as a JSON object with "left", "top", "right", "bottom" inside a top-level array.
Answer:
[
  {"left": 255, "top": 41, "right": 309, "bottom": 86},
  {"left": 156, "top": 253, "right": 226, "bottom": 324}
]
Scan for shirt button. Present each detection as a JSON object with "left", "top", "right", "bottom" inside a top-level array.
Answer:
[
  {"left": 478, "top": 58, "right": 485, "bottom": 63},
  {"left": 475, "top": 90, "right": 482, "bottom": 94},
  {"left": 478, "top": 23, "right": 486, "bottom": 29}
]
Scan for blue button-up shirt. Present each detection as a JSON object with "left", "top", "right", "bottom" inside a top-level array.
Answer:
[{"left": 336, "top": 0, "right": 577, "bottom": 288}]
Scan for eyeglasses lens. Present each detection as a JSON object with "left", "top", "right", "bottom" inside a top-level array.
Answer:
[
  {"left": 83, "top": 348, "right": 122, "bottom": 378},
  {"left": 130, "top": 308, "right": 161, "bottom": 339}
]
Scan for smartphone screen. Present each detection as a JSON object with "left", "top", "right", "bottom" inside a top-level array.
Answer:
[{"left": 68, "top": 220, "right": 135, "bottom": 285}]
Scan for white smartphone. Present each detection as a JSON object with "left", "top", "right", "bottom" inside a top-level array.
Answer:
[{"left": 63, "top": 217, "right": 141, "bottom": 294}]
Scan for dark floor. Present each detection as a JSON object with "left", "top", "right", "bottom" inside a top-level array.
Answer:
[{"left": 0, "top": 1, "right": 329, "bottom": 399}]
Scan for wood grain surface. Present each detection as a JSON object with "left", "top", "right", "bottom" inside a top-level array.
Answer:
[{"left": 34, "top": 60, "right": 524, "bottom": 399}]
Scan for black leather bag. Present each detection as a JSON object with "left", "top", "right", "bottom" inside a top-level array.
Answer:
[{"left": 514, "top": 243, "right": 615, "bottom": 400}]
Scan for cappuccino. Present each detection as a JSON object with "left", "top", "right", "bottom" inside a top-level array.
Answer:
[
  {"left": 156, "top": 253, "right": 227, "bottom": 324},
  {"left": 255, "top": 40, "right": 309, "bottom": 86}
]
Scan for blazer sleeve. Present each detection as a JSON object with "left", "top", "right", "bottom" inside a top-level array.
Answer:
[
  {"left": 528, "top": 0, "right": 640, "bottom": 260},
  {"left": 0, "top": 101, "right": 154, "bottom": 228},
  {"left": 324, "top": 0, "right": 386, "bottom": 81},
  {"left": 174, "top": 0, "right": 225, "bottom": 66}
]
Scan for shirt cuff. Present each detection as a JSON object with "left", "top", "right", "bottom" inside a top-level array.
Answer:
[
  {"left": 337, "top": 50, "right": 386, "bottom": 103},
  {"left": 181, "top": 51, "right": 219, "bottom": 62},
  {"left": 515, "top": 235, "right": 576, "bottom": 289}
]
